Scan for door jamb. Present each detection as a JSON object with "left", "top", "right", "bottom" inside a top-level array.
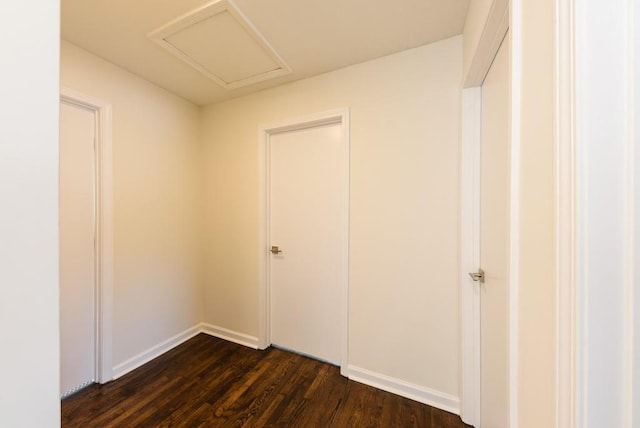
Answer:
[
  {"left": 258, "top": 108, "right": 350, "bottom": 376},
  {"left": 60, "top": 87, "right": 114, "bottom": 384}
]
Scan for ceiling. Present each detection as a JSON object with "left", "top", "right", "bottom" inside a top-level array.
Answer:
[{"left": 62, "top": 0, "right": 469, "bottom": 106}]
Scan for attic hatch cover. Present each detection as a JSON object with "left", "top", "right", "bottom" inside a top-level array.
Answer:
[{"left": 148, "top": 0, "right": 291, "bottom": 90}]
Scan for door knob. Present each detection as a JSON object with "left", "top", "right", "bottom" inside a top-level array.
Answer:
[
  {"left": 469, "top": 269, "right": 485, "bottom": 283},
  {"left": 271, "top": 246, "right": 283, "bottom": 254}
]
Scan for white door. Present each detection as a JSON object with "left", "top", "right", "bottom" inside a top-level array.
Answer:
[
  {"left": 479, "top": 33, "right": 510, "bottom": 427},
  {"left": 59, "top": 100, "right": 96, "bottom": 396},
  {"left": 269, "top": 121, "right": 346, "bottom": 365}
]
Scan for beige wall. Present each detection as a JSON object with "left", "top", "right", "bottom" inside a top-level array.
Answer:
[
  {"left": 201, "top": 36, "right": 463, "bottom": 397},
  {"left": 517, "top": 0, "right": 556, "bottom": 426},
  {"left": 60, "top": 41, "right": 203, "bottom": 366},
  {"left": 0, "top": 1, "right": 61, "bottom": 425}
]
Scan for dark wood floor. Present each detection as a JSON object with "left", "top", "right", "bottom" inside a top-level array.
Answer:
[{"left": 62, "top": 334, "right": 470, "bottom": 427}]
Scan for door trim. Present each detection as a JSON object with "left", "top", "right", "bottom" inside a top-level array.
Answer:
[
  {"left": 60, "top": 87, "right": 113, "bottom": 384},
  {"left": 567, "top": 0, "right": 637, "bottom": 425},
  {"left": 258, "top": 108, "right": 350, "bottom": 375},
  {"left": 555, "top": 0, "right": 578, "bottom": 426}
]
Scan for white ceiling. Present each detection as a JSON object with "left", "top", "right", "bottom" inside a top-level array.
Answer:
[{"left": 62, "top": 0, "right": 469, "bottom": 106}]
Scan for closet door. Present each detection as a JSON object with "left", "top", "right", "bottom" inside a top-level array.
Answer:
[
  {"left": 269, "top": 122, "right": 346, "bottom": 364},
  {"left": 478, "top": 32, "right": 510, "bottom": 427},
  {"left": 59, "top": 100, "right": 96, "bottom": 396}
]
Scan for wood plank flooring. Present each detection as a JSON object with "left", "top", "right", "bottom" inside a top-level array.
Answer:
[{"left": 62, "top": 334, "right": 471, "bottom": 427}]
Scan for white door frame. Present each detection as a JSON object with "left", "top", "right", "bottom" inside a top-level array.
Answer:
[
  {"left": 60, "top": 87, "right": 114, "bottom": 385},
  {"left": 459, "top": 0, "right": 514, "bottom": 425},
  {"left": 555, "top": 0, "right": 578, "bottom": 425},
  {"left": 258, "top": 108, "right": 350, "bottom": 375},
  {"left": 556, "top": 0, "right": 637, "bottom": 426}
]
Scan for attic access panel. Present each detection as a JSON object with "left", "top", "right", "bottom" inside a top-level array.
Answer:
[{"left": 148, "top": 0, "right": 291, "bottom": 90}]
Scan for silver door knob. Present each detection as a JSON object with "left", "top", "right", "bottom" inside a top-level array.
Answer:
[
  {"left": 271, "top": 246, "right": 283, "bottom": 254},
  {"left": 469, "top": 269, "right": 485, "bottom": 283}
]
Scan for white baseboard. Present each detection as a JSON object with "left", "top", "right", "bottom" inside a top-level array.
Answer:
[
  {"left": 201, "top": 323, "right": 259, "bottom": 349},
  {"left": 111, "top": 323, "right": 260, "bottom": 380},
  {"left": 347, "top": 365, "right": 460, "bottom": 415},
  {"left": 112, "top": 324, "right": 202, "bottom": 380},
  {"left": 109, "top": 325, "right": 459, "bottom": 417}
]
